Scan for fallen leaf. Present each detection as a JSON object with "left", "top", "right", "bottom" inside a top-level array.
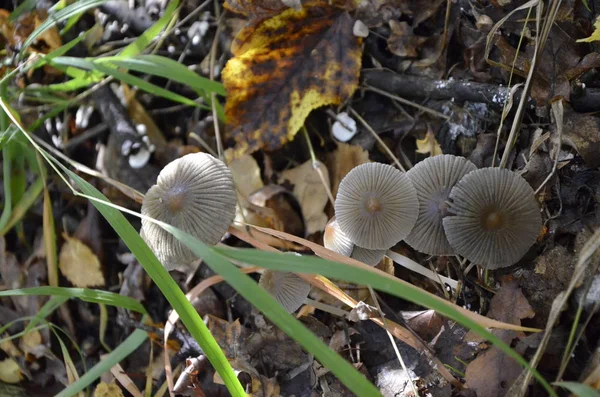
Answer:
[
  {"left": 465, "top": 281, "right": 535, "bottom": 397},
  {"left": 224, "top": 0, "right": 296, "bottom": 20},
  {"left": 19, "top": 330, "right": 44, "bottom": 358},
  {"left": 279, "top": 160, "right": 330, "bottom": 234},
  {"left": 1, "top": 9, "right": 62, "bottom": 54},
  {"left": 327, "top": 143, "right": 370, "bottom": 198},
  {"left": 206, "top": 315, "right": 246, "bottom": 360},
  {"left": 400, "top": 310, "right": 444, "bottom": 342},
  {"left": 94, "top": 382, "right": 125, "bottom": 397},
  {"left": 387, "top": 20, "right": 427, "bottom": 57},
  {"left": 562, "top": 109, "right": 600, "bottom": 168},
  {"left": 223, "top": 2, "right": 362, "bottom": 155},
  {"left": 225, "top": 148, "right": 264, "bottom": 202},
  {"left": 577, "top": 17, "right": 600, "bottom": 43},
  {"left": 59, "top": 234, "right": 105, "bottom": 288},
  {"left": 415, "top": 130, "right": 443, "bottom": 157},
  {"left": 0, "top": 358, "right": 22, "bottom": 384}
]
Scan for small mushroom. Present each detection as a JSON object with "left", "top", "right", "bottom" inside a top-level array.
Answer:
[
  {"left": 259, "top": 270, "right": 311, "bottom": 313},
  {"left": 335, "top": 162, "right": 419, "bottom": 250},
  {"left": 405, "top": 155, "right": 477, "bottom": 255},
  {"left": 323, "top": 216, "right": 354, "bottom": 256},
  {"left": 324, "top": 217, "right": 385, "bottom": 266},
  {"left": 442, "top": 168, "right": 541, "bottom": 269},
  {"left": 140, "top": 152, "right": 237, "bottom": 270},
  {"left": 350, "top": 246, "right": 386, "bottom": 267}
]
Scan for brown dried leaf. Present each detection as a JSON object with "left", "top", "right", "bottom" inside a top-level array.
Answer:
[
  {"left": 59, "top": 234, "right": 105, "bottom": 288},
  {"left": 279, "top": 160, "right": 330, "bottom": 234},
  {"left": 223, "top": 2, "right": 362, "bottom": 155},
  {"left": 400, "top": 310, "right": 443, "bottom": 342},
  {"left": 465, "top": 281, "right": 535, "bottom": 397},
  {"left": 327, "top": 143, "right": 369, "bottom": 198},
  {"left": 387, "top": 20, "right": 427, "bottom": 58},
  {"left": 205, "top": 315, "right": 245, "bottom": 360}
]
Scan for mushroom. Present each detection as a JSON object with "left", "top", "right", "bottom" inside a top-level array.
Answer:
[
  {"left": 350, "top": 246, "right": 386, "bottom": 267},
  {"left": 334, "top": 162, "right": 419, "bottom": 250},
  {"left": 259, "top": 270, "right": 311, "bottom": 313},
  {"left": 405, "top": 155, "right": 477, "bottom": 255},
  {"left": 442, "top": 167, "right": 541, "bottom": 269},
  {"left": 140, "top": 152, "right": 237, "bottom": 270},
  {"left": 324, "top": 217, "right": 385, "bottom": 266},
  {"left": 323, "top": 216, "right": 354, "bottom": 256}
]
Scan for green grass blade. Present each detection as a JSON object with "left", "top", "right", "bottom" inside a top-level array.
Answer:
[
  {"left": 57, "top": 168, "right": 246, "bottom": 397},
  {"left": 119, "top": 0, "right": 180, "bottom": 57},
  {"left": 554, "top": 382, "right": 600, "bottom": 397},
  {"left": 0, "top": 174, "right": 43, "bottom": 235},
  {"left": 214, "top": 246, "right": 558, "bottom": 396},
  {"left": 0, "top": 145, "right": 14, "bottom": 232},
  {"left": 51, "top": 57, "right": 200, "bottom": 106},
  {"left": 24, "top": 295, "right": 69, "bottom": 334},
  {"left": 96, "top": 55, "right": 226, "bottom": 96},
  {"left": 9, "top": 0, "right": 37, "bottom": 21},
  {"left": 55, "top": 329, "right": 148, "bottom": 397},
  {"left": 20, "top": 0, "right": 109, "bottom": 57},
  {"left": 159, "top": 225, "right": 383, "bottom": 396},
  {"left": 0, "top": 287, "right": 147, "bottom": 314}
]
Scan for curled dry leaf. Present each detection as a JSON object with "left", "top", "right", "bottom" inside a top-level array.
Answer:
[
  {"left": 223, "top": 2, "right": 362, "bottom": 155},
  {"left": 59, "top": 234, "right": 105, "bottom": 288},
  {"left": 327, "top": 143, "right": 370, "bottom": 198},
  {"left": 279, "top": 160, "right": 330, "bottom": 234}
]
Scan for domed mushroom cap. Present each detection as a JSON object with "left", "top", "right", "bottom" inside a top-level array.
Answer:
[
  {"left": 405, "top": 155, "right": 477, "bottom": 255},
  {"left": 323, "top": 217, "right": 354, "bottom": 256},
  {"left": 141, "top": 152, "right": 237, "bottom": 270},
  {"left": 350, "top": 246, "right": 386, "bottom": 267},
  {"left": 442, "top": 168, "right": 541, "bottom": 269},
  {"left": 259, "top": 271, "right": 311, "bottom": 313},
  {"left": 335, "top": 162, "right": 418, "bottom": 250}
]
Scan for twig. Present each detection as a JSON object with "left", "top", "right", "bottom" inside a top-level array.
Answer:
[
  {"left": 367, "top": 285, "right": 419, "bottom": 397},
  {"left": 362, "top": 84, "right": 449, "bottom": 120},
  {"left": 302, "top": 126, "right": 335, "bottom": 206},
  {"left": 534, "top": 99, "right": 563, "bottom": 195},
  {"left": 348, "top": 107, "right": 405, "bottom": 172}
]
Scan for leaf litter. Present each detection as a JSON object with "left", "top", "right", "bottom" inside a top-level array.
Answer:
[{"left": 2, "top": 0, "right": 600, "bottom": 396}]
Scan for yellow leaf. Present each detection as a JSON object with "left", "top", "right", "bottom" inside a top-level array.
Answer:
[
  {"left": 59, "top": 234, "right": 105, "bottom": 287},
  {"left": 94, "top": 382, "right": 125, "bottom": 397},
  {"left": 0, "top": 358, "right": 22, "bottom": 384},
  {"left": 223, "top": 2, "right": 362, "bottom": 155},
  {"left": 415, "top": 131, "right": 443, "bottom": 157},
  {"left": 577, "top": 18, "right": 600, "bottom": 43}
]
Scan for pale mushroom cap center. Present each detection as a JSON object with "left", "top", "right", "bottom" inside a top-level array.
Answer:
[
  {"left": 162, "top": 184, "right": 189, "bottom": 214},
  {"left": 480, "top": 207, "right": 506, "bottom": 231},
  {"left": 363, "top": 193, "right": 383, "bottom": 215}
]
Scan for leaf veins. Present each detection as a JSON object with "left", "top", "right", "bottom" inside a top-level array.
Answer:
[{"left": 223, "top": 3, "right": 362, "bottom": 155}]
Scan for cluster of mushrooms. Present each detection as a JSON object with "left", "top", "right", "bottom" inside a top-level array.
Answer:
[
  {"left": 328, "top": 155, "right": 541, "bottom": 269},
  {"left": 139, "top": 152, "right": 542, "bottom": 313}
]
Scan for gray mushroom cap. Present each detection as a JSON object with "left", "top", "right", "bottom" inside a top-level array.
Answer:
[
  {"left": 335, "top": 163, "right": 419, "bottom": 250},
  {"left": 140, "top": 152, "right": 237, "bottom": 270},
  {"left": 323, "top": 216, "right": 354, "bottom": 256},
  {"left": 350, "top": 246, "right": 386, "bottom": 267},
  {"left": 442, "top": 168, "right": 541, "bottom": 269},
  {"left": 405, "top": 155, "right": 477, "bottom": 255},
  {"left": 259, "top": 271, "right": 311, "bottom": 313}
]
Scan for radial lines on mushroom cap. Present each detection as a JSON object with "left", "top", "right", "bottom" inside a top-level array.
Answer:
[
  {"left": 442, "top": 167, "right": 541, "bottom": 269},
  {"left": 141, "top": 152, "right": 237, "bottom": 270},
  {"left": 405, "top": 155, "right": 477, "bottom": 255},
  {"left": 334, "top": 162, "right": 418, "bottom": 250}
]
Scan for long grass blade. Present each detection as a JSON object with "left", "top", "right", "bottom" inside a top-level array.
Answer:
[{"left": 0, "top": 287, "right": 147, "bottom": 314}]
